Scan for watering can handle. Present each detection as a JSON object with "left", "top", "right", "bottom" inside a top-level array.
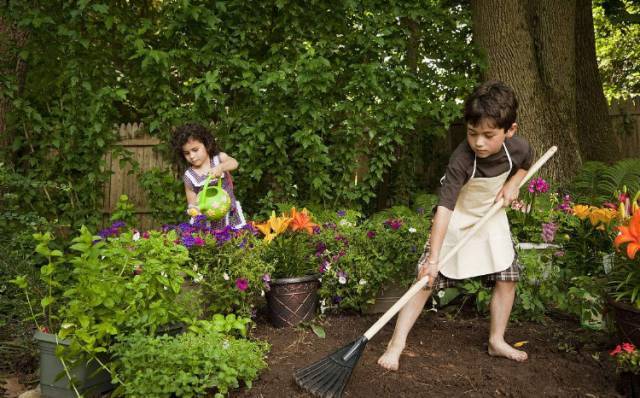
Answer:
[
  {"left": 198, "top": 173, "right": 224, "bottom": 208},
  {"left": 362, "top": 146, "right": 558, "bottom": 340}
]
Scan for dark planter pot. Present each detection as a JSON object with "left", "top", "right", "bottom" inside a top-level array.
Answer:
[
  {"left": 609, "top": 298, "right": 640, "bottom": 347},
  {"left": 361, "top": 282, "right": 406, "bottom": 315},
  {"left": 617, "top": 372, "right": 640, "bottom": 397},
  {"left": 35, "top": 331, "right": 113, "bottom": 398},
  {"left": 266, "top": 274, "right": 320, "bottom": 328}
]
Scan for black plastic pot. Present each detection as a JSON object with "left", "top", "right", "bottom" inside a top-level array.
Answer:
[{"left": 266, "top": 274, "right": 320, "bottom": 328}]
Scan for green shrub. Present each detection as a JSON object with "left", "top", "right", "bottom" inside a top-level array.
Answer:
[{"left": 112, "top": 318, "right": 269, "bottom": 398}]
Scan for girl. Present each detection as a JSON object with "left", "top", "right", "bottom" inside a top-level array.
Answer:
[{"left": 172, "top": 123, "right": 246, "bottom": 229}]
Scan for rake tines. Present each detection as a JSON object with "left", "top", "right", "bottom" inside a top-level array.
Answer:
[{"left": 294, "top": 336, "right": 368, "bottom": 398}]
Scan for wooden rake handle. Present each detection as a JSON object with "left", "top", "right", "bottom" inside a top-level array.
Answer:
[{"left": 363, "top": 146, "right": 558, "bottom": 340}]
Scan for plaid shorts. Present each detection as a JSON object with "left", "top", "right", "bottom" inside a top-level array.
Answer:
[{"left": 417, "top": 237, "right": 522, "bottom": 291}]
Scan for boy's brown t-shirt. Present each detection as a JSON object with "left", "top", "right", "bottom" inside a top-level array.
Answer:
[{"left": 437, "top": 136, "right": 534, "bottom": 210}]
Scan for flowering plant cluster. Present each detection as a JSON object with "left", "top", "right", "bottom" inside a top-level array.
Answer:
[
  {"left": 314, "top": 208, "right": 429, "bottom": 312},
  {"left": 610, "top": 342, "right": 640, "bottom": 374},
  {"left": 609, "top": 211, "right": 640, "bottom": 307}
]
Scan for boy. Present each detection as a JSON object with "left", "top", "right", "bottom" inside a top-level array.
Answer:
[{"left": 378, "top": 80, "right": 533, "bottom": 370}]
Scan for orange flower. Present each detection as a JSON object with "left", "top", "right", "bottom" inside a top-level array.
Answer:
[
  {"left": 289, "top": 207, "right": 318, "bottom": 235},
  {"left": 615, "top": 211, "right": 640, "bottom": 260}
]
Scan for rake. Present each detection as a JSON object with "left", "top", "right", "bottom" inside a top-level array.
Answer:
[{"left": 294, "top": 146, "right": 558, "bottom": 398}]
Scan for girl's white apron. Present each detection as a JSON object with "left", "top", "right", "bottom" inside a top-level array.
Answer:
[{"left": 438, "top": 143, "right": 515, "bottom": 279}]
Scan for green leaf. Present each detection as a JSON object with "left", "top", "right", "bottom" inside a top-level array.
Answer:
[{"left": 311, "top": 324, "right": 325, "bottom": 338}]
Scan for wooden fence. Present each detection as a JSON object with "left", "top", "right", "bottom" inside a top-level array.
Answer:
[
  {"left": 103, "top": 99, "right": 640, "bottom": 228},
  {"left": 102, "top": 122, "right": 171, "bottom": 230},
  {"left": 610, "top": 98, "right": 640, "bottom": 159}
]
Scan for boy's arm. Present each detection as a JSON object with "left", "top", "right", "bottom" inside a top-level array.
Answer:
[
  {"left": 495, "top": 168, "right": 528, "bottom": 207},
  {"left": 418, "top": 206, "right": 453, "bottom": 285}
]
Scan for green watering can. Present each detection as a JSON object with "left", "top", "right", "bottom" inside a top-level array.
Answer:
[{"left": 197, "top": 174, "right": 231, "bottom": 220}]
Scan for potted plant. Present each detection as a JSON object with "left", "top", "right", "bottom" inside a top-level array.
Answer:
[
  {"left": 610, "top": 342, "right": 640, "bottom": 396},
  {"left": 255, "top": 208, "right": 321, "bottom": 327},
  {"left": 609, "top": 209, "right": 640, "bottom": 345},
  {"left": 12, "top": 224, "right": 196, "bottom": 397}
]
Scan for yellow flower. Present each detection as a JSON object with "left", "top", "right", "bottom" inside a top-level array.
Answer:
[
  {"left": 573, "top": 205, "right": 591, "bottom": 220},
  {"left": 588, "top": 207, "right": 617, "bottom": 229}
]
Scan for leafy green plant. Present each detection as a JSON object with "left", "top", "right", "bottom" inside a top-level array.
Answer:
[
  {"left": 138, "top": 168, "right": 185, "bottom": 226},
  {"left": 112, "top": 318, "right": 269, "bottom": 398},
  {"left": 570, "top": 159, "right": 640, "bottom": 205},
  {"left": 610, "top": 343, "right": 640, "bottom": 375},
  {"left": 110, "top": 194, "right": 137, "bottom": 227},
  {"left": 187, "top": 228, "right": 272, "bottom": 318}
]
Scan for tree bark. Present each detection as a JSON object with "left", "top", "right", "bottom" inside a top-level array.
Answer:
[
  {"left": 470, "top": 0, "right": 583, "bottom": 182},
  {"left": 575, "top": 0, "right": 617, "bottom": 162}
]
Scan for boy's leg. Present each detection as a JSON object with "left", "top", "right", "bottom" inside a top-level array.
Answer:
[
  {"left": 377, "top": 287, "right": 432, "bottom": 370},
  {"left": 488, "top": 280, "right": 527, "bottom": 361}
]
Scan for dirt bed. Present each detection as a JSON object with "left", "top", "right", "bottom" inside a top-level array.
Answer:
[{"left": 232, "top": 310, "right": 620, "bottom": 398}]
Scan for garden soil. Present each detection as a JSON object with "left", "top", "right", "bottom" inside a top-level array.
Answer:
[
  {"left": 232, "top": 309, "right": 620, "bottom": 398},
  {"left": 2, "top": 309, "right": 622, "bottom": 397}
]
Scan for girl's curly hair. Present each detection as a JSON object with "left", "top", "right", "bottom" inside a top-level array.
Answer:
[{"left": 171, "top": 123, "right": 219, "bottom": 167}]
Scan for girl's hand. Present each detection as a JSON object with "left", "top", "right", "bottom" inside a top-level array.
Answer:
[
  {"left": 208, "top": 165, "right": 224, "bottom": 178},
  {"left": 187, "top": 205, "right": 200, "bottom": 217}
]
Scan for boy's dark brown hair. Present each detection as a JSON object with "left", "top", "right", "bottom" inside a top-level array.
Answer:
[
  {"left": 171, "top": 123, "right": 219, "bottom": 167},
  {"left": 464, "top": 80, "right": 518, "bottom": 132}
]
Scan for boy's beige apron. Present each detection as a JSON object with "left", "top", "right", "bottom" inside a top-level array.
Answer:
[{"left": 438, "top": 143, "right": 515, "bottom": 279}]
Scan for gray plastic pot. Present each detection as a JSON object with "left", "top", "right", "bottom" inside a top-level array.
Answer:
[{"left": 35, "top": 331, "right": 113, "bottom": 398}]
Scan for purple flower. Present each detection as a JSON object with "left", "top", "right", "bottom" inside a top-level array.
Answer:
[
  {"left": 235, "top": 278, "right": 249, "bottom": 291},
  {"left": 528, "top": 177, "right": 550, "bottom": 194},
  {"left": 334, "top": 235, "right": 349, "bottom": 246},
  {"left": 337, "top": 210, "right": 346, "bottom": 217},
  {"left": 553, "top": 250, "right": 565, "bottom": 257},
  {"left": 315, "top": 242, "right": 327, "bottom": 256},
  {"left": 262, "top": 274, "right": 271, "bottom": 283},
  {"left": 333, "top": 296, "right": 343, "bottom": 304},
  {"left": 312, "top": 225, "right": 321, "bottom": 234},
  {"left": 142, "top": 231, "right": 150, "bottom": 239},
  {"left": 323, "top": 222, "right": 337, "bottom": 230},
  {"left": 557, "top": 194, "right": 573, "bottom": 214},
  {"left": 541, "top": 222, "right": 558, "bottom": 243},
  {"left": 417, "top": 207, "right": 425, "bottom": 216},
  {"left": 181, "top": 235, "right": 196, "bottom": 247},
  {"left": 112, "top": 221, "right": 126, "bottom": 229},
  {"left": 366, "top": 230, "right": 376, "bottom": 239}
]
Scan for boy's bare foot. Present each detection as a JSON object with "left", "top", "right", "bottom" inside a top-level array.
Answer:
[
  {"left": 377, "top": 343, "right": 405, "bottom": 370},
  {"left": 488, "top": 340, "right": 528, "bottom": 362}
]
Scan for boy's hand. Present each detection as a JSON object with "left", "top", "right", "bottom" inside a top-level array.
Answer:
[
  {"left": 495, "top": 182, "right": 520, "bottom": 207},
  {"left": 417, "top": 258, "right": 438, "bottom": 287}
]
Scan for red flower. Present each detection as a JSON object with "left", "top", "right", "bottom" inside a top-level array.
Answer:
[
  {"left": 610, "top": 345, "right": 622, "bottom": 356},
  {"left": 622, "top": 342, "right": 636, "bottom": 353}
]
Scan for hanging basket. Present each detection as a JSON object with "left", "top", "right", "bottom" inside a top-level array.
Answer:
[
  {"left": 609, "top": 298, "right": 640, "bottom": 347},
  {"left": 266, "top": 274, "right": 320, "bottom": 328}
]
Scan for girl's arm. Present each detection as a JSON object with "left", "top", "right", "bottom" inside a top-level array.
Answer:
[
  {"left": 185, "top": 184, "right": 199, "bottom": 215},
  {"left": 210, "top": 152, "right": 239, "bottom": 177},
  {"left": 418, "top": 206, "right": 453, "bottom": 286}
]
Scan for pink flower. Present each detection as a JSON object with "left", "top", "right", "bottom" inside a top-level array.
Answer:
[
  {"left": 235, "top": 278, "right": 249, "bottom": 291},
  {"left": 193, "top": 236, "right": 205, "bottom": 246},
  {"left": 142, "top": 231, "right": 150, "bottom": 239},
  {"left": 528, "top": 177, "right": 549, "bottom": 194},
  {"left": 622, "top": 342, "right": 636, "bottom": 353},
  {"left": 366, "top": 230, "right": 376, "bottom": 239}
]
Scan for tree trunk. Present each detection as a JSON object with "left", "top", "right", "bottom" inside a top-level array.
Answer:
[
  {"left": 575, "top": 0, "right": 617, "bottom": 162},
  {"left": 470, "top": 0, "right": 583, "bottom": 182}
]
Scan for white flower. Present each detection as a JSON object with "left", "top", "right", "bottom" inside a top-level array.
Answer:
[
  {"left": 222, "top": 340, "right": 230, "bottom": 349},
  {"left": 192, "top": 264, "right": 199, "bottom": 272},
  {"left": 359, "top": 279, "right": 367, "bottom": 285},
  {"left": 408, "top": 227, "right": 417, "bottom": 233},
  {"left": 193, "top": 273, "right": 204, "bottom": 283},
  {"left": 338, "top": 276, "right": 347, "bottom": 285},
  {"left": 325, "top": 264, "right": 331, "bottom": 271},
  {"left": 223, "top": 272, "right": 230, "bottom": 281},
  {"left": 261, "top": 290, "right": 265, "bottom": 297},
  {"left": 160, "top": 271, "right": 167, "bottom": 278},
  {"left": 132, "top": 231, "right": 141, "bottom": 241},
  {"left": 320, "top": 299, "right": 327, "bottom": 314},
  {"left": 437, "top": 290, "right": 446, "bottom": 298},
  {"left": 339, "top": 219, "right": 354, "bottom": 227}
]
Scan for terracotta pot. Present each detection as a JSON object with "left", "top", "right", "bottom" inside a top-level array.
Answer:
[{"left": 266, "top": 274, "right": 320, "bottom": 327}]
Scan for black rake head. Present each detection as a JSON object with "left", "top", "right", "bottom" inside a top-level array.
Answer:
[{"left": 294, "top": 336, "right": 368, "bottom": 398}]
